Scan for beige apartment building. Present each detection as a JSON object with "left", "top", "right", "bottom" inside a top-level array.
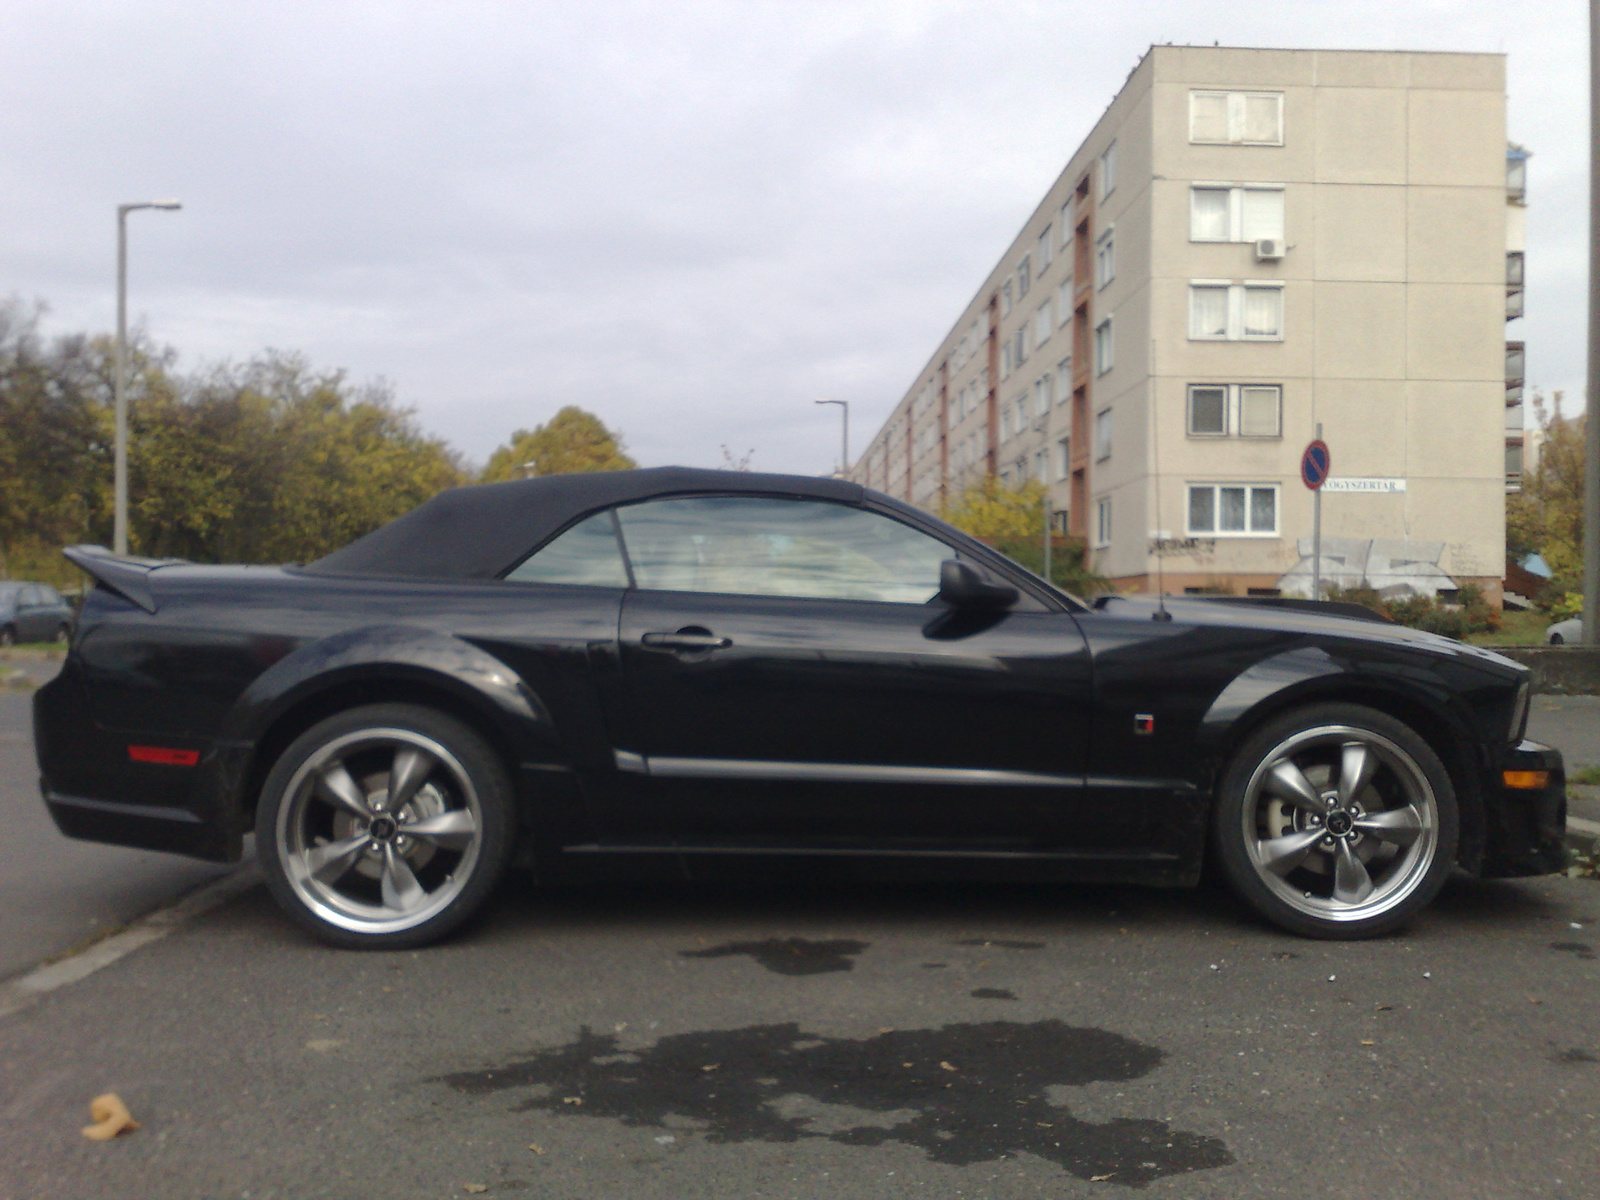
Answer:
[{"left": 850, "top": 46, "right": 1519, "bottom": 599}]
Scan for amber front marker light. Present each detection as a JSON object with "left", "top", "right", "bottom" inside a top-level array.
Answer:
[{"left": 1502, "top": 769, "right": 1550, "bottom": 790}]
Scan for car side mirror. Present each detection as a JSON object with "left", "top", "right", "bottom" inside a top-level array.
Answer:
[{"left": 938, "top": 559, "right": 1018, "bottom": 609}]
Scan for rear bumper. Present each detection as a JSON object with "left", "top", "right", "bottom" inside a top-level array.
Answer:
[{"left": 1479, "top": 740, "right": 1568, "bottom": 878}]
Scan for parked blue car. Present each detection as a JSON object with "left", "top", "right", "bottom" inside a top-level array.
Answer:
[{"left": 0, "top": 582, "right": 73, "bottom": 645}]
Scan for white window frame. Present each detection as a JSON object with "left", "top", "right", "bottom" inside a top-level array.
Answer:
[
  {"left": 1017, "top": 253, "right": 1032, "bottom": 298},
  {"left": 1059, "top": 202, "right": 1073, "bottom": 248},
  {"left": 1033, "top": 448, "right": 1049, "bottom": 482},
  {"left": 1095, "top": 226, "right": 1114, "bottom": 289},
  {"left": 1189, "top": 184, "right": 1286, "bottom": 243},
  {"left": 1099, "top": 141, "right": 1116, "bottom": 199},
  {"left": 1095, "top": 408, "right": 1112, "bottom": 461},
  {"left": 1188, "top": 281, "right": 1283, "bottom": 342},
  {"left": 1056, "top": 358, "right": 1072, "bottom": 402},
  {"left": 1056, "top": 436, "right": 1071, "bottom": 481},
  {"left": 1057, "top": 281, "right": 1072, "bottom": 327},
  {"left": 1188, "top": 90, "right": 1285, "bottom": 146},
  {"left": 1034, "top": 303, "right": 1052, "bottom": 347},
  {"left": 1094, "top": 315, "right": 1114, "bottom": 375},
  {"left": 1094, "top": 497, "right": 1112, "bottom": 548},
  {"left": 1037, "top": 226, "right": 1052, "bottom": 270},
  {"left": 1185, "top": 383, "right": 1283, "bottom": 439},
  {"left": 1034, "top": 375, "right": 1051, "bottom": 417},
  {"left": 1185, "top": 483, "right": 1280, "bottom": 538},
  {"left": 1001, "top": 279, "right": 1013, "bottom": 317}
]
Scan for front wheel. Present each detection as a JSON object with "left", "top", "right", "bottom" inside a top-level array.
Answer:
[
  {"left": 257, "top": 703, "right": 516, "bottom": 949},
  {"left": 1212, "top": 703, "right": 1458, "bottom": 939}
]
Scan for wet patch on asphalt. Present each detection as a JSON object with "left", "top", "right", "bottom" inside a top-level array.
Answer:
[
  {"left": 970, "top": 988, "right": 1016, "bottom": 1001},
  {"left": 953, "top": 938, "right": 1045, "bottom": 950},
  {"left": 1549, "top": 941, "right": 1595, "bottom": 960},
  {"left": 680, "top": 937, "right": 869, "bottom": 975},
  {"left": 436, "top": 1020, "right": 1232, "bottom": 1186}
]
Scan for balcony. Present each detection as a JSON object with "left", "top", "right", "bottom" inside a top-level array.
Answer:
[
  {"left": 1505, "top": 403, "right": 1524, "bottom": 432},
  {"left": 1506, "top": 341, "right": 1525, "bottom": 404}
]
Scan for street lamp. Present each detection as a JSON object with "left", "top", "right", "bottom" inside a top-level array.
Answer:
[
  {"left": 815, "top": 398, "right": 848, "bottom": 478},
  {"left": 114, "top": 199, "right": 182, "bottom": 556}
]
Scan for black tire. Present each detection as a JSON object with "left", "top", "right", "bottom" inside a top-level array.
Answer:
[
  {"left": 0, "top": 626, "right": 14, "bottom": 648},
  {"left": 1212, "top": 702, "right": 1458, "bottom": 939},
  {"left": 1549, "top": 633, "right": 1565, "bottom": 645},
  {"left": 256, "top": 703, "right": 516, "bottom": 950}
]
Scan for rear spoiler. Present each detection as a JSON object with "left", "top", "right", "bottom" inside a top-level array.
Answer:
[{"left": 62, "top": 545, "right": 187, "bottom": 614}]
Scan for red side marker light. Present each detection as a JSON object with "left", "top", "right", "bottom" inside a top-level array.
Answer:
[
  {"left": 1133, "top": 714, "right": 1155, "bottom": 736},
  {"left": 128, "top": 745, "right": 200, "bottom": 767}
]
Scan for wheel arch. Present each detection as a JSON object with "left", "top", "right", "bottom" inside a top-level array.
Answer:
[{"left": 1199, "top": 652, "right": 1486, "bottom": 871}]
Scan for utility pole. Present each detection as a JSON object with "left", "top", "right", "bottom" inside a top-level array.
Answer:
[
  {"left": 114, "top": 200, "right": 182, "bottom": 556},
  {"left": 815, "top": 399, "right": 849, "bottom": 477},
  {"left": 1585, "top": 1, "right": 1600, "bottom": 642}
]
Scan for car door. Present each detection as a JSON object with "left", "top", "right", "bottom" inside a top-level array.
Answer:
[
  {"left": 17, "top": 587, "right": 46, "bottom": 642},
  {"left": 608, "top": 494, "right": 1132, "bottom": 855}
]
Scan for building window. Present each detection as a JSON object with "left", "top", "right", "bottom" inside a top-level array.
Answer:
[
  {"left": 1015, "top": 396, "right": 1029, "bottom": 434},
  {"left": 1190, "top": 186, "right": 1285, "bottom": 242},
  {"left": 1056, "top": 436, "right": 1072, "bottom": 480},
  {"left": 1013, "top": 327, "right": 1028, "bottom": 367},
  {"left": 1188, "top": 385, "right": 1228, "bottom": 436},
  {"left": 1095, "top": 497, "right": 1112, "bottom": 548},
  {"left": 1095, "top": 409, "right": 1112, "bottom": 461},
  {"left": 1000, "top": 342, "right": 1012, "bottom": 380},
  {"left": 1189, "top": 282, "right": 1283, "bottom": 341},
  {"left": 1018, "top": 253, "right": 1032, "bottom": 298},
  {"left": 1186, "top": 383, "right": 1283, "bottom": 438},
  {"left": 1000, "top": 407, "right": 1013, "bottom": 442},
  {"left": 1034, "top": 375, "right": 1051, "bottom": 417},
  {"left": 1037, "top": 226, "right": 1052, "bottom": 270},
  {"left": 1001, "top": 279, "right": 1013, "bottom": 317},
  {"left": 1034, "top": 449, "right": 1049, "bottom": 482},
  {"left": 1099, "top": 142, "right": 1117, "bottom": 199},
  {"left": 1187, "top": 484, "right": 1279, "bottom": 536},
  {"left": 1096, "top": 228, "right": 1114, "bottom": 289},
  {"left": 1189, "top": 90, "right": 1284, "bottom": 146},
  {"left": 1059, "top": 202, "right": 1073, "bottom": 248},
  {"left": 1056, "top": 358, "right": 1072, "bottom": 401},
  {"left": 1057, "top": 281, "right": 1072, "bottom": 325},
  {"left": 1034, "top": 303, "right": 1052, "bottom": 347},
  {"left": 1094, "top": 316, "right": 1113, "bottom": 375}
]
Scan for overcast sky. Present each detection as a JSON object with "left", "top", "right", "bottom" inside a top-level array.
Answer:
[{"left": 0, "top": 1, "right": 1586, "bottom": 475}]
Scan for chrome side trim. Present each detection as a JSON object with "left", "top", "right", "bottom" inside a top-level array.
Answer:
[
  {"left": 613, "top": 749, "right": 648, "bottom": 774},
  {"left": 644, "top": 756, "right": 1080, "bottom": 788}
]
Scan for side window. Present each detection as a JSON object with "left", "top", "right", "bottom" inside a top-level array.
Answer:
[
  {"left": 505, "top": 511, "right": 630, "bottom": 587},
  {"left": 20, "top": 587, "right": 42, "bottom": 607},
  {"left": 615, "top": 496, "right": 950, "bottom": 604}
]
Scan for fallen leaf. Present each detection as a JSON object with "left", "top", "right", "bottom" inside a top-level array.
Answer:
[
  {"left": 701, "top": 1064, "right": 720, "bottom": 1072},
  {"left": 527, "top": 1143, "right": 545, "bottom": 1155},
  {"left": 903, "top": 1062, "right": 914, "bottom": 1068},
  {"left": 305, "top": 1038, "right": 346, "bottom": 1053},
  {"left": 1359, "top": 1039, "right": 1375, "bottom": 1046},
  {"left": 1091, "top": 1173, "right": 1114, "bottom": 1182},
  {"left": 82, "top": 1093, "right": 139, "bottom": 1141},
  {"left": 877, "top": 1027, "right": 894, "bottom": 1034},
  {"left": 939, "top": 1061, "right": 957, "bottom": 1072},
  {"left": 1527, "top": 995, "right": 1544, "bottom": 1006},
  {"left": 562, "top": 1096, "right": 583, "bottom": 1106},
  {"left": 463, "top": 1186, "right": 489, "bottom": 1195},
  {"left": 1374, "top": 1004, "right": 1393, "bottom": 1012}
]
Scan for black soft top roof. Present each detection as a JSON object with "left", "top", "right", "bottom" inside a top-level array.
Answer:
[{"left": 307, "top": 466, "right": 868, "bottom": 579}]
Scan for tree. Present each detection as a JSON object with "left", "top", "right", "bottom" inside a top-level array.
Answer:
[
  {"left": 942, "top": 476, "right": 1108, "bottom": 597},
  {"left": 1507, "top": 390, "right": 1584, "bottom": 610},
  {"left": 481, "top": 406, "right": 635, "bottom": 481}
]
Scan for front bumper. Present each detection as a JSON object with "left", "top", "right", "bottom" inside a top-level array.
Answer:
[{"left": 1480, "top": 739, "right": 1568, "bottom": 878}]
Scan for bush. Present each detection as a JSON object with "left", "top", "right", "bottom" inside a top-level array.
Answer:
[{"left": 1324, "top": 584, "right": 1500, "bottom": 640}]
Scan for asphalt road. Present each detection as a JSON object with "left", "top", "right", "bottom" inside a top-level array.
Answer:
[{"left": 0, "top": 667, "right": 1596, "bottom": 1197}]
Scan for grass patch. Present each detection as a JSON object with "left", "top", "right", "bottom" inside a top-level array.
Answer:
[
  {"left": 1569, "top": 766, "right": 1600, "bottom": 787},
  {"left": 1467, "top": 610, "right": 1550, "bottom": 646}
]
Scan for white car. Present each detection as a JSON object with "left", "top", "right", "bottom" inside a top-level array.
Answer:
[{"left": 1545, "top": 616, "right": 1584, "bottom": 644}]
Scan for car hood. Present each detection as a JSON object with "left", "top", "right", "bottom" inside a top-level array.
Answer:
[{"left": 1089, "top": 594, "right": 1524, "bottom": 674}]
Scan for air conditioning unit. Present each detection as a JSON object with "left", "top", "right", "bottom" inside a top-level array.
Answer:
[{"left": 1254, "top": 238, "right": 1286, "bottom": 261}]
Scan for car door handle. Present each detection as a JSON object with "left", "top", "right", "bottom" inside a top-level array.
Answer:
[{"left": 640, "top": 628, "right": 733, "bottom": 652}]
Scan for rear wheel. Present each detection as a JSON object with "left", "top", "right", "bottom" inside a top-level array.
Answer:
[
  {"left": 1212, "top": 703, "right": 1458, "bottom": 939},
  {"left": 257, "top": 703, "right": 516, "bottom": 949}
]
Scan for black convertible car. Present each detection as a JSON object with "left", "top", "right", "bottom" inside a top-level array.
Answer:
[{"left": 35, "top": 467, "right": 1566, "bottom": 947}]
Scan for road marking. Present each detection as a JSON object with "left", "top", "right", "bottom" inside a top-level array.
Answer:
[{"left": 0, "top": 860, "right": 260, "bottom": 1021}]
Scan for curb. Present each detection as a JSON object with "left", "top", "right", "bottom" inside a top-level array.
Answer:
[{"left": 0, "top": 860, "right": 260, "bottom": 1021}]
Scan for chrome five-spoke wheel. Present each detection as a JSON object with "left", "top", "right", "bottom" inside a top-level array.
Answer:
[
  {"left": 1215, "top": 703, "right": 1458, "bottom": 939},
  {"left": 258, "top": 704, "right": 514, "bottom": 948}
]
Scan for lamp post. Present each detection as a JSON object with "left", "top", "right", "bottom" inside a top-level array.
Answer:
[
  {"left": 114, "top": 199, "right": 181, "bottom": 556},
  {"left": 815, "top": 398, "right": 848, "bottom": 477}
]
